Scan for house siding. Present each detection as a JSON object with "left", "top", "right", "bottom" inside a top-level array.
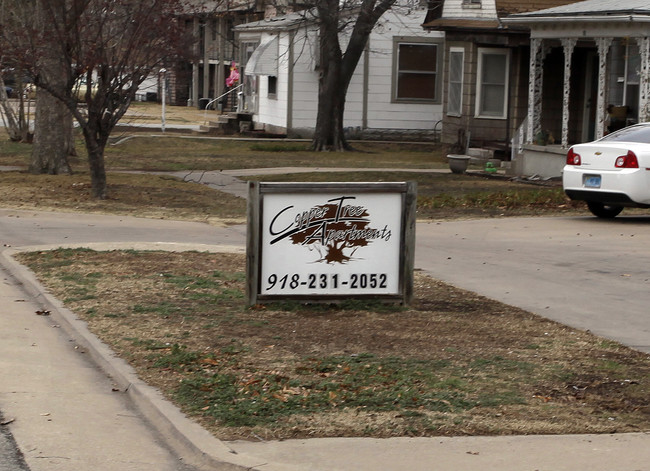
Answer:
[
  {"left": 242, "top": 6, "right": 444, "bottom": 139},
  {"left": 428, "top": 0, "right": 580, "bottom": 155},
  {"left": 286, "top": 27, "right": 321, "bottom": 136},
  {"left": 365, "top": 10, "right": 444, "bottom": 131},
  {"left": 441, "top": 38, "right": 529, "bottom": 152},
  {"left": 443, "top": 0, "right": 498, "bottom": 19},
  {"left": 255, "top": 32, "right": 290, "bottom": 130}
]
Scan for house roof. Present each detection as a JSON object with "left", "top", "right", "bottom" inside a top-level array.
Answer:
[
  {"left": 181, "top": 0, "right": 260, "bottom": 15},
  {"left": 494, "top": 1, "right": 582, "bottom": 16},
  {"left": 234, "top": 9, "right": 318, "bottom": 32},
  {"left": 423, "top": 0, "right": 578, "bottom": 31},
  {"left": 422, "top": 18, "right": 502, "bottom": 31},
  {"left": 507, "top": 0, "right": 650, "bottom": 18}
]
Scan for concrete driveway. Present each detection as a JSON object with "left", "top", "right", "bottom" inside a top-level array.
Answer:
[{"left": 416, "top": 214, "right": 650, "bottom": 352}]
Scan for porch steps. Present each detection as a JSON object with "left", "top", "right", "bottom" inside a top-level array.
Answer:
[
  {"left": 195, "top": 112, "right": 253, "bottom": 136},
  {"left": 466, "top": 147, "right": 493, "bottom": 164}
]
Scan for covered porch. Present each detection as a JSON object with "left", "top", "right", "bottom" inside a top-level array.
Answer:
[{"left": 504, "top": 2, "right": 650, "bottom": 177}]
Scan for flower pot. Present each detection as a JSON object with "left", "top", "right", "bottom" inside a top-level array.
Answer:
[{"left": 447, "top": 154, "right": 470, "bottom": 174}]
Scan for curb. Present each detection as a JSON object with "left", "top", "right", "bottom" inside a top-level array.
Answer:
[{"left": 0, "top": 245, "right": 268, "bottom": 471}]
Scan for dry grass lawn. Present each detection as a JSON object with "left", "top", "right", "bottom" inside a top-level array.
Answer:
[{"left": 15, "top": 249, "right": 650, "bottom": 441}]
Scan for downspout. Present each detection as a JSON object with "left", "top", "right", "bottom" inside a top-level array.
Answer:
[
  {"left": 362, "top": 41, "right": 369, "bottom": 130},
  {"left": 217, "top": 17, "right": 226, "bottom": 105},
  {"left": 192, "top": 17, "right": 200, "bottom": 107},
  {"left": 287, "top": 31, "right": 295, "bottom": 134},
  {"left": 505, "top": 46, "right": 514, "bottom": 157}
]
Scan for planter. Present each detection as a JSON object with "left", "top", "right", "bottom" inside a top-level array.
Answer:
[{"left": 447, "top": 154, "right": 471, "bottom": 174}]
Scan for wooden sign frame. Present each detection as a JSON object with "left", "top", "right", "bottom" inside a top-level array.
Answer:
[{"left": 246, "top": 181, "right": 416, "bottom": 305}]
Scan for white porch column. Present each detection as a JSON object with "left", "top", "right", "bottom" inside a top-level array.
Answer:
[
  {"left": 202, "top": 22, "right": 210, "bottom": 100},
  {"left": 638, "top": 37, "right": 650, "bottom": 123},
  {"left": 191, "top": 18, "right": 200, "bottom": 107},
  {"left": 596, "top": 38, "right": 612, "bottom": 140},
  {"left": 527, "top": 37, "right": 545, "bottom": 144},
  {"left": 561, "top": 38, "right": 577, "bottom": 148}
]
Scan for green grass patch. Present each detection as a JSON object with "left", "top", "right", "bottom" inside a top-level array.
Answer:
[
  {"left": 249, "top": 143, "right": 311, "bottom": 152},
  {"left": 173, "top": 353, "right": 478, "bottom": 427}
]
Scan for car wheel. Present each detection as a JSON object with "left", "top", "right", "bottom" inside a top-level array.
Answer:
[{"left": 586, "top": 202, "right": 623, "bottom": 218}]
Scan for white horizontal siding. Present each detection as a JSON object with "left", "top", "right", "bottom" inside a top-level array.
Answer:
[
  {"left": 363, "top": 8, "right": 443, "bottom": 130},
  {"left": 251, "top": 6, "right": 444, "bottom": 133},
  {"left": 255, "top": 31, "right": 289, "bottom": 129},
  {"left": 288, "top": 29, "right": 319, "bottom": 128},
  {"left": 443, "top": 0, "right": 498, "bottom": 19}
]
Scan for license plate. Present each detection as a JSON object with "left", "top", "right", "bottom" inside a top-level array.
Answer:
[{"left": 584, "top": 175, "right": 601, "bottom": 188}]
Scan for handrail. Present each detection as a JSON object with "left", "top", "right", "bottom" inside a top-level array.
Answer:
[{"left": 202, "top": 84, "right": 244, "bottom": 122}]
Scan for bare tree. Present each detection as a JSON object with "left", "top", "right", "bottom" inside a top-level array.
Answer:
[
  {"left": 311, "top": 0, "right": 397, "bottom": 151},
  {"left": 0, "top": 0, "right": 192, "bottom": 198},
  {"left": 0, "top": 63, "right": 32, "bottom": 143},
  {"left": 30, "top": 3, "right": 74, "bottom": 174}
]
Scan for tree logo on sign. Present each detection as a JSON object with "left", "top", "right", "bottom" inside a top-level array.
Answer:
[{"left": 269, "top": 196, "right": 392, "bottom": 264}]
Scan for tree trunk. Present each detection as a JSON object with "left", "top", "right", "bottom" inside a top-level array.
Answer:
[
  {"left": 87, "top": 147, "right": 107, "bottom": 199},
  {"left": 30, "top": 88, "right": 73, "bottom": 174},
  {"left": 312, "top": 78, "right": 348, "bottom": 151},
  {"left": 29, "top": 0, "right": 72, "bottom": 174},
  {"left": 82, "top": 126, "right": 108, "bottom": 199},
  {"left": 311, "top": 1, "right": 351, "bottom": 152},
  {"left": 310, "top": 0, "right": 396, "bottom": 151}
]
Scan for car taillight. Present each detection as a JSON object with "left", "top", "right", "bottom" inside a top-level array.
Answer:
[
  {"left": 615, "top": 150, "right": 639, "bottom": 168},
  {"left": 567, "top": 148, "right": 581, "bottom": 165}
]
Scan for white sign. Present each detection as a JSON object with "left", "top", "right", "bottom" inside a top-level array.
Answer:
[
  {"left": 261, "top": 192, "right": 402, "bottom": 295},
  {"left": 247, "top": 182, "right": 416, "bottom": 304}
]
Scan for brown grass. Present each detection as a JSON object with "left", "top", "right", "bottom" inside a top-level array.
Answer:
[{"left": 16, "top": 249, "right": 650, "bottom": 441}]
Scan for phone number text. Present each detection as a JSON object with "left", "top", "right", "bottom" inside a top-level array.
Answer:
[{"left": 266, "top": 273, "right": 388, "bottom": 291}]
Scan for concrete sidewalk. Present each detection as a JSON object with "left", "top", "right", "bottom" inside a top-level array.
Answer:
[
  {"left": 1, "top": 241, "right": 649, "bottom": 471},
  {"left": 0, "top": 244, "right": 262, "bottom": 471},
  {"left": 0, "top": 252, "right": 198, "bottom": 471}
]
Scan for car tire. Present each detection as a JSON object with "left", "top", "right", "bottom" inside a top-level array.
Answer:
[{"left": 587, "top": 202, "right": 624, "bottom": 218}]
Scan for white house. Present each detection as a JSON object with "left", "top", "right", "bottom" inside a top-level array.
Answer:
[{"left": 234, "top": 3, "right": 445, "bottom": 140}]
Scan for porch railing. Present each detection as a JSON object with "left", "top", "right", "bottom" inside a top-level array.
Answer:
[{"left": 202, "top": 83, "right": 244, "bottom": 122}]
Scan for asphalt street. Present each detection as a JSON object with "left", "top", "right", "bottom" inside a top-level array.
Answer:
[{"left": 2, "top": 205, "right": 649, "bottom": 353}]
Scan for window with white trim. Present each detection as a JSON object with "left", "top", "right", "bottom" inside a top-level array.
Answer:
[
  {"left": 476, "top": 48, "right": 509, "bottom": 119},
  {"left": 393, "top": 39, "right": 441, "bottom": 103},
  {"left": 447, "top": 48, "right": 464, "bottom": 116}
]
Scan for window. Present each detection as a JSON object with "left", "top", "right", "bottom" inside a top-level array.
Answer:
[
  {"left": 476, "top": 48, "right": 509, "bottom": 119},
  {"left": 447, "top": 48, "right": 464, "bottom": 116},
  {"left": 268, "top": 76, "right": 277, "bottom": 97},
  {"left": 462, "top": 0, "right": 481, "bottom": 7},
  {"left": 393, "top": 39, "right": 441, "bottom": 103}
]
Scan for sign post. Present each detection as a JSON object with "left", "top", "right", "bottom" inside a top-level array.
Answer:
[{"left": 247, "top": 182, "right": 416, "bottom": 305}]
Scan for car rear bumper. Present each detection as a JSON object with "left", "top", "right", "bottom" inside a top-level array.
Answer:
[{"left": 563, "top": 165, "right": 650, "bottom": 206}]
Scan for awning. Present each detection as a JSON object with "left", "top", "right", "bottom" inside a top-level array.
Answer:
[{"left": 244, "top": 37, "right": 278, "bottom": 76}]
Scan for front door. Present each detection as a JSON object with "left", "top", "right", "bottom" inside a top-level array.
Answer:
[{"left": 581, "top": 50, "right": 598, "bottom": 142}]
